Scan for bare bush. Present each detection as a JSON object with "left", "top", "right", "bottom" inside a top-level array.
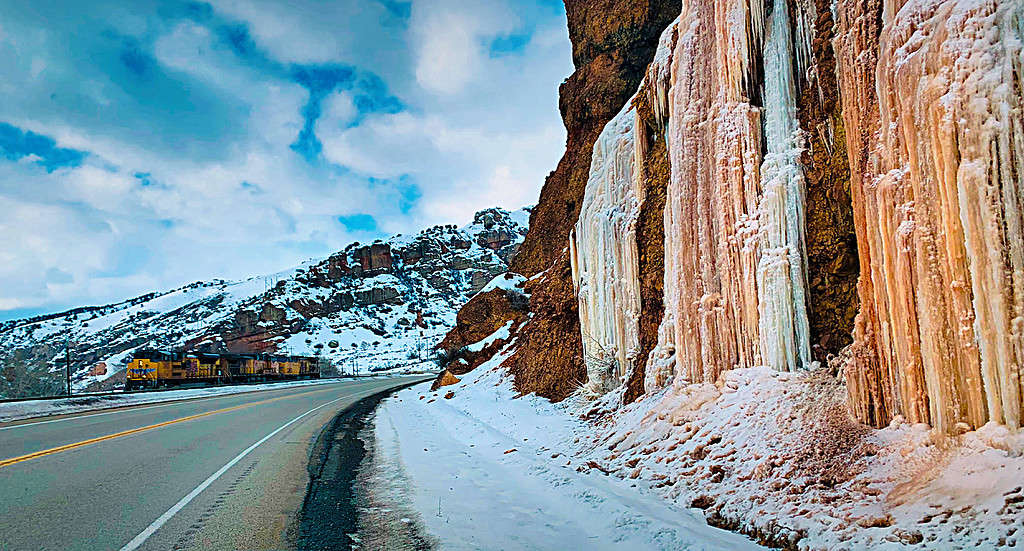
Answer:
[{"left": 434, "top": 345, "right": 470, "bottom": 369}]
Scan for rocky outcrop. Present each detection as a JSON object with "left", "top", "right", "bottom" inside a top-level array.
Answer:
[
  {"left": 0, "top": 207, "right": 529, "bottom": 395},
  {"left": 351, "top": 243, "right": 394, "bottom": 275},
  {"left": 446, "top": 0, "right": 1023, "bottom": 442},
  {"left": 435, "top": 285, "right": 528, "bottom": 379}
]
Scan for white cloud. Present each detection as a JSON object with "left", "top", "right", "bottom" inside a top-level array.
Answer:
[
  {"left": 0, "top": 194, "right": 119, "bottom": 307},
  {"left": 315, "top": 91, "right": 358, "bottom": 137},
  {"left": 408, "top": 0, "right": 522, "bottom": 96},
  {"left": 321, "top": 0, "right": 571, "bottom": 228},
  {"left": 413, "top": 12, "right": 481, "bottom": 94},
  {"left": 0, "top": 0, "right": 573, "bottom": 318},
  {"left": 207, "top": 0, "right": 406, "bottom": 68}
]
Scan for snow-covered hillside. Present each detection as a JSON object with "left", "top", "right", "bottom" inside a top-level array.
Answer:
[{"left": 0, "top": 207, "right": 530, "bottom": 395}]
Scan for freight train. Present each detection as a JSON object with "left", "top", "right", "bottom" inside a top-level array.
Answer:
[{"left": 125, "top": 350, "right": 320, "bottom": 391}]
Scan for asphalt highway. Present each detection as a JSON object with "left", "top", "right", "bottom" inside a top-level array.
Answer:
[{"left": 0, "top": 376, "right": 430, "bottom": 551}]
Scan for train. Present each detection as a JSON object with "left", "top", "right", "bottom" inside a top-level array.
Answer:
[{"left": 125, "top": 350, "right": 320, "bottom": 391}]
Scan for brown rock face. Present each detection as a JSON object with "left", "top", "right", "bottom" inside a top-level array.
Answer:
[
  {"left": 439, "top": 288, "right": 519, "bottom": 360},
  {"left": 326, "top": 254, "right": 349, "bottom": 279},
  {"left": 352, "top": 243, "right": 394, "bottom": 274},
  {"left": 434, "top": 287, "right": 528, "bottom": 385},
  {"left": 461, "top": 0, "right": 678, "bottom": 401},
  {"left": 796, "top": 0, "right": 859, "bottom": 363},
  {"left": 513, "top": 1, "right": 679, "bottom": 277},
  {"left": 626, "top": 84, "right": 670, "bottom": 404}
]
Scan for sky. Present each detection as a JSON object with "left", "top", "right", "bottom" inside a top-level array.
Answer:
[{"left": 0, "top": 0, "right": 573, "bottom": 321}]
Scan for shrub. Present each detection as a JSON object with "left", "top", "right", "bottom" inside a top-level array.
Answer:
[
  {"left": 505, "top": 289, "right": 530, "bottom": 312},
  {"left": 434, "top": 345, "right": 470, "bottom": 368}
]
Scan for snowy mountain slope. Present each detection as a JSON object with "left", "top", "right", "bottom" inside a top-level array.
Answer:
[{"left": 0, "top": 207, "right": 530, "bottom": 396}]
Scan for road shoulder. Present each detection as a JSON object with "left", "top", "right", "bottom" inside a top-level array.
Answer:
[{"left": 297, "top": 380, "right": 433, "bottom": 550}]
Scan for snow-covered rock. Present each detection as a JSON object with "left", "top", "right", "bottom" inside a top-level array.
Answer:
[{"left": 0, "top": 207, "right": 530, "bottom": 396}]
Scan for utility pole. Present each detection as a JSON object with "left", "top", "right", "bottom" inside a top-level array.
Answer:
[{"left": 65, "top": 337, "right": 72, "bottom": 397}]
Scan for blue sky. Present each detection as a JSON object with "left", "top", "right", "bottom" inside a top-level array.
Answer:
[{"left": 0, "top": 0, "right": 572, "bottom": 320}]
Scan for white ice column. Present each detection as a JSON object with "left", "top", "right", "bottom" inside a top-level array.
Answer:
[
  {"left": 755, "top": 0, "right": 813, "bottom": 372},
  {"left": 570, "top": 99, "right": 643, "bottom": 395}
]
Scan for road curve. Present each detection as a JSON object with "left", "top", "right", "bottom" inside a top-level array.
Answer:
[{"left": 0, "top": 376, "right": 430, "bottom": 551}]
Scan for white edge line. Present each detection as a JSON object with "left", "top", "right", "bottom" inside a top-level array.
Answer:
[{"left": 118, "top": 394, "right": 350, "bottom": 551}]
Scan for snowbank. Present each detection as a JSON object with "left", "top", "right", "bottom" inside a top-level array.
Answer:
[
  {"left": 590, "top": 367, "right": 1024, "bottom": 550},
  {"left": 365, "top": 353, "right": 763, "bottom": 550},
  {"left": 367, "top": 355, "right": 1023, "bottom": 549}
]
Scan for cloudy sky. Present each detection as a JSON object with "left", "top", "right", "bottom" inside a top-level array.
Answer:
[{"left": 0, "top": 0, "right": 572, "bottom": 320}]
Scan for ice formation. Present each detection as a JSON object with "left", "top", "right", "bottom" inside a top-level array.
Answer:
[
  {"left": 569, "top": 101, "right": 643, "bottom": 394},
  {"left": 650, "top": 0, "right": 766, "bottom": 392},
  {"left": 836, "top": 0, "right": 1024, "bottom": 431},
  {"left": 755, "top": 0, "right": 812, "bottom": 373},
  {"left": 644, "top": 0, "right": 818, "bottom": 390},
  {"left": 493, "top": 0, "right": 1021, "bottom": 445},
  {"left": 570, "top": 0, "right": 822, "bottom": 395}
]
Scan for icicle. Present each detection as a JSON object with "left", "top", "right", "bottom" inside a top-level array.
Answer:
[
  {"left": 836, "top": 0, "right": 1024, "bottom": 431},
  {"left": 645, "top": 19, "right": 679, "bottom": 131},
  {"left": 793, "top": 0, "right": 817, "bottom": 80},
  {"left": 573, "top": 98, "right": 644, "bottom": 395},
  {"left": 755, "top": 0, "right": 813, "bottom": 372}
]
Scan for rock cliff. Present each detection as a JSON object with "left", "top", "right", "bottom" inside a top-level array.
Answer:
[
  {"left": 437, "top": 0, "right": 679, "bottom": 400},
  {"left": 440, "top": 0, "right": 1023, "bottom": 434}
]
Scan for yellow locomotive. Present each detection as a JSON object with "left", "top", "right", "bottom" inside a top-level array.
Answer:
[{"left": 125, "top": 350, "right": 320, "bottom": 391}]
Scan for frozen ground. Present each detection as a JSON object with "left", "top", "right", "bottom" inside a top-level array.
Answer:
[
  {"left": 367, "top": 349, "right": 1023, "bottom": 550},
  {"left": 0, "top": 376, "right": 416, "bottom": 423},
  {"left": 587, "top": 368, "right": 1024, "bottom": 550},
  {"left": 365, "top": 353, "right": 764, "bottom": 550}
]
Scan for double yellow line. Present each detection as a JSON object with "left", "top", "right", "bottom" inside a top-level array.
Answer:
[{"left": 0, "top": 387, "right": 332, "bottom": 470}]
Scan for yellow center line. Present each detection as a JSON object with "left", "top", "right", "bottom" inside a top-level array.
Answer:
[{"left": 0, "top": 386, "right": 342, "bottom": 470}]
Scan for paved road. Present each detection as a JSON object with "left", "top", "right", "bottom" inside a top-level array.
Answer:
[{"left": 0, "top": 376, "right": 430, "bottom": 551}]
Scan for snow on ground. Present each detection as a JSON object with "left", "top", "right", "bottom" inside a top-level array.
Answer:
[
  {"left": 367, "top": 352, "right": 1024, "bottom": 550},
  {"left": 366, "top": 351, "right": 764, "bottom": 550},
  {"left": 586, "top": 367, "right": 1024, "bottom": 550},
  {"left": 0, "top": 377, "right": 410, "bottom": 423},
  {"left": 464, "top": 320, "right": 515, "bottom": 353}
]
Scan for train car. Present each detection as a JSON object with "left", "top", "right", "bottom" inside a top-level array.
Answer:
[
  {"left": 126, "top": 350, "right": 319, "bottom": 391},
  {"left": 125, "top": 350, "right": 177, "bottom": 390},
  {"left": 277, "top": 356, "right": 301, "bottom": 377},
  {"left": 298, "top": 357, "right": 319, "bottom": 378}
]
